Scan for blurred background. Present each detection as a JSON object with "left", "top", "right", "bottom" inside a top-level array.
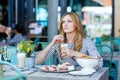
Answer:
[
  {"left": 0, "top": 1, "right": 120, "bottom": 80},
  {"left": 0, "top": 0, "right": 119, "bottom": 42}
]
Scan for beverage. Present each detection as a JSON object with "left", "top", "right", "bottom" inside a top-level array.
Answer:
[
  {"left": 60, "top": 43, "right": 74, "bottom": 59},
  {"left": 60, "top": 43, "right": 74, "bottom": 50},
  {"left": 17, "top": 53, "right": 25, "bottom": 68}
]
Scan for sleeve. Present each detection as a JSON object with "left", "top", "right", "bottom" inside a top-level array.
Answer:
[
  {"left": 86, "top": 37, "right": 100, "bottom": 57},
  {"left": 45, "top": 44, "right": 57, "bottom": 61},
  {"left": 86, "top": 37, "right": 103, "bottom": 67},
  {"left": 7, "top": 35, "right": 18, "bottom": 45}
]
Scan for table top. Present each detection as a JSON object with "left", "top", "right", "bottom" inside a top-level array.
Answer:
[{"left": 4, "top": 67, "right": 108, "bottom": 80}]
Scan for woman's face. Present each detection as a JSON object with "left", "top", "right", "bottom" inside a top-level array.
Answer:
[{"left": 62, "top": 15, "right": 75, "bottom": 34}]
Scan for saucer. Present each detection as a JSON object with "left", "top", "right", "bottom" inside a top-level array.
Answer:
[{"left": 69, "top": 69, "right": 96, "bottom": 76}]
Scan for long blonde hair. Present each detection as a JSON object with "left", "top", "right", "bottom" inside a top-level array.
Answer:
[{"left": 59, "top": 12, "right": 85, "bottom": 51}]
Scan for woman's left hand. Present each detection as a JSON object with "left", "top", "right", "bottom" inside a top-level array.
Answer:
[
  {"left": 61, "top": 47, "right": 75, "bottom": 58},
  {"left": 66, "top": 49, "right": 75, "bottom": 57},
  {"left": 61, "top": 47, "right": 74, "bottom": 59}
]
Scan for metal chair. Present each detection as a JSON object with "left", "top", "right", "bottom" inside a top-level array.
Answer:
[
  {"left": 96, "top": 44, "right": 114, "bottom": 79},
  {"left": 96, "top": 44, "right": 113, "bottom": 68},
  {"left": 96, "top": 37, "right": 120, "bottom": 52},
  {"left": 113, "top": 37, "right": 120, "bottom": 52},
  {"left": 0, "top": 61, "right": 26, "bottom": 80}
]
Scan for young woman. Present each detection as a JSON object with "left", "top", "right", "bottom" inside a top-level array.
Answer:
[{"left": 36, "top": 12, "right": 102, "bottom": 67}]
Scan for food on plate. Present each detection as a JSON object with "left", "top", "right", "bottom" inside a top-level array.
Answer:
[
  {"left": 62, "top": 62, "right": 72, "bottom": 66},
  {"left": 58, "top": 66, "right": 68, "bottom": 71},
  {"left": 79, "top": 54, "right": 92, "bottom": 59},
  {"left": 44, "top": 65, "right": 56, "bottom": 71},
  {"left": 42, "top": 62, "right": 74, "bottom": 72},
  {"left": 79, "top": 54, "right": 99, "bottom": 59}
]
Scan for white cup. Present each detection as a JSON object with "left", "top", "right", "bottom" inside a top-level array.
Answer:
[{"left": 17, "top": 53, "right": 25, "bottom": 68}]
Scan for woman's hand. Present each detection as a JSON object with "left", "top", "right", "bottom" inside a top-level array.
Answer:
[
  {"left": 60, "top": 47, "right": 75, "bottom": 59},
  {"left": 60, "top": 45, "right": 92, "bottom": 59},
  {"left": 51, "top": 35, "right": 64, "bottom": 45},
  {"left": 61, "top": 48, "right": 91, "bottom": 59},
  {"left": 60, "top": 47, "right": 68, "bottom": 59}
]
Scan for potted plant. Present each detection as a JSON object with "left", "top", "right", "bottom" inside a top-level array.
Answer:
[
  {"left": 19, "top": 40, "right": 36, "bottom": 57},
  {"left": 19, "top": 40, "right": 36, "bottom": 69}
]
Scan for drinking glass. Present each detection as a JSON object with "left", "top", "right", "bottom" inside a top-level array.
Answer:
[
  {"left": 17, "top": 53, "right": 25, "bottom": 68},
  {"left": 60, "top": 43, "right": 74, "bottom": 59},
  {"left": 3, "top": 46, "right": 10, "bottom": 62},
  {"left": 60, "top": 43, "right": 74, "bottom": 50}
]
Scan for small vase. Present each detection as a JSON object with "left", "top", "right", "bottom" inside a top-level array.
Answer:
[{"left": 25, "top": 56, "right": 35, "bottom": 69}]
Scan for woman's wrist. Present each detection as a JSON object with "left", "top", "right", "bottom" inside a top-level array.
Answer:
[{"left": 50, "top": 41, "right": 55, "bottom": 46}]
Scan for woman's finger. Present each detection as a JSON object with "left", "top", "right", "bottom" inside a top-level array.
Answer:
[{"left": 61, "top": 53, "right": 68, "bottom": 59}]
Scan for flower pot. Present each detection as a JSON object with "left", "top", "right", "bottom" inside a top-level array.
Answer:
[{"left": 25, "top": 57, "right": 35, "bottom": 69}]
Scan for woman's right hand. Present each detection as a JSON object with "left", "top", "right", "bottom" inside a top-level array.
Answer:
[{"left": 51, "top": 35, "right": 64, "bottom": 45}]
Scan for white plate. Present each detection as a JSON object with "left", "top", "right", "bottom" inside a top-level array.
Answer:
[
  {"left": 35, "top": 65, "right": 74, "bottom": 73},
  {"left": 34, "top": 65, "right": 45, "bottom": 69},
  {"left": 69, "top": 69, "right": 96, "bottom": 76}
]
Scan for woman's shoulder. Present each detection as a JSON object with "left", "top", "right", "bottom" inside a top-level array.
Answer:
[
  {"left": 83, "top": 37, "right": 96, "bottom": 46},
  {"left": 83, "top": 37, "right": 93, "bottom": 42}
]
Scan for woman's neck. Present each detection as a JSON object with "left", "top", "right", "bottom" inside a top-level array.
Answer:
[{"left": 66, "top": 32, "right": 75, "bottom": 43}]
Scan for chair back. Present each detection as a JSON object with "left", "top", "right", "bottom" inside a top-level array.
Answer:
[
  {"left": 0, "top": 61, "right": 26, "bottom": 80},
  {"left": 96, "top": 37, "right": 120, "bottom": 52},
  {"left": 96, "top": 44, "right": 113, "bottom": 73},
  {"left": 113, "top": 37, "right": 120, "bottom": 52}
]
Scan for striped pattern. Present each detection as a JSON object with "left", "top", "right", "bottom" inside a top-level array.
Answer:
[{"left": 45, "top": 37, "right": 103, "bottom": 67}]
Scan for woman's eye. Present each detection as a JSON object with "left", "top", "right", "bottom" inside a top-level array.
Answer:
[
  {"left": 68, "top": 20, "right": 72, "bottom": 22},
  {"left": 62, "top": 21, "right": 65, "bottom": 23},
  {"left": 62, "top": 20, "right": 72, "bottom": 24},
  {"left": 67, "top": 19, "right": 72, "bottom": 23}
]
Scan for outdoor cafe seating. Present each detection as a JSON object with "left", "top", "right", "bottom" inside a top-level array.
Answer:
[{"left": 95, "top": 37, "right": 120, "bottom": 80}]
